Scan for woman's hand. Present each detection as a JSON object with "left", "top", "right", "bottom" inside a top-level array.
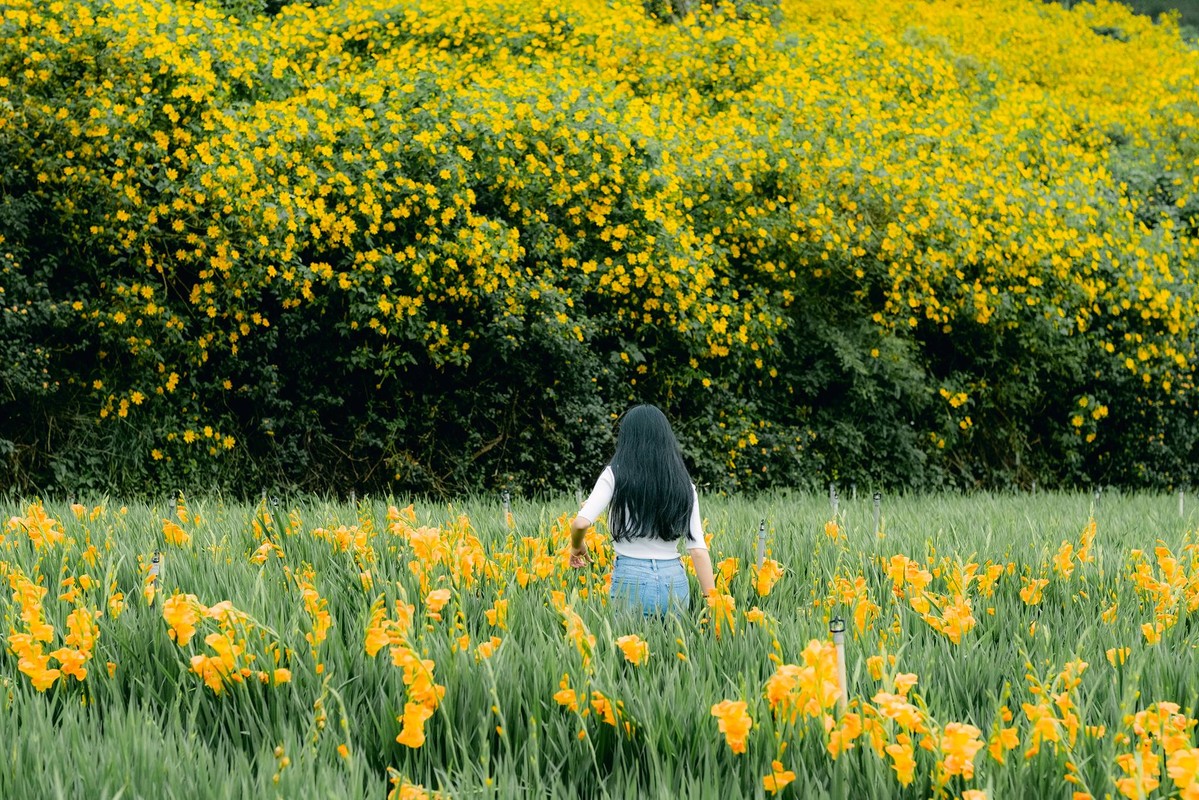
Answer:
[
  {"left": 569, "top": 543, "right": 591, "bottom": 569},
  {"left": 567, "top": 515, "right": 592, "bottom": 568}
]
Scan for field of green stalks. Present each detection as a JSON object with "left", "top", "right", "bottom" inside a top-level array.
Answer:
[{"left": 2, "top": 490, "right": 1198, "bottom": 799}]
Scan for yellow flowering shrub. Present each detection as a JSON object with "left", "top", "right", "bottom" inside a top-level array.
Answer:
[{"left": 1, "top": 0, "right": 1197, "bottom": 493}]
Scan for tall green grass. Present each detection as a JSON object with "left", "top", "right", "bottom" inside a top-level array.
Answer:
[{"left": 1, "top": 490, "right": 1197, "bottom": 798}]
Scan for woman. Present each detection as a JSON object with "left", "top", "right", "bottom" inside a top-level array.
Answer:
[{"left": 567, "top": 404, "right": 716, "bottom": 616}]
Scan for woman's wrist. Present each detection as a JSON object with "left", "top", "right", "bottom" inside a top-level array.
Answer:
[{"left": 569, "top": 519, "right": 587, "bottom": 549}]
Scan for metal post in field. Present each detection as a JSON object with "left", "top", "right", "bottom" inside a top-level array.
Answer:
[
  {"left": 830, "top": 616, "right": 848, "bottom": 714},
  {"left": 146, "top": 549, "right": 163, "bottom": 607},
  {"left": 755, "top": 518, "right": 767, "bottom": 572},
  {"left": 502, "top": 489, "right": 512, "bottom": 529},
  {"left": 1179, "top": 488, "right": 1185, "bottom": 518},
  {"left": 873, "top": 491, "right": 882, "bottom": 536},
  {"left": 829, "top": 482, "right": 838, "bottom": 517}
]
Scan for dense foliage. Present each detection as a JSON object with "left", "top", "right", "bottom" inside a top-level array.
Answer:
[{"left": 2, "top": 0, "right": 1198, "bottom": 497}]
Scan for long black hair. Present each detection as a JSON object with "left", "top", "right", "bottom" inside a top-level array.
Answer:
[{"left": 608, "top": 405, "right": 697, "bottom": 544}]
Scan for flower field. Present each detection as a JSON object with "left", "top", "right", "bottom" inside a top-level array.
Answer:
[{"left": 3, "top": 490, "right": 1199, "bottom": 798}]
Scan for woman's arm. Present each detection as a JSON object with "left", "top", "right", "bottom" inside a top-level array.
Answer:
[
  {"left": 568, "top": 516, "right": 591, "bottom": 567},
  {"left": 567, "top": 467, "right": 614, "bottom": 567},
  {"left": 569, "top": 516, "right": 589, "bottom": 549},
  {"left": 685, "top": 486, "right": 715, "bottom": 593},
  {"left": 687, "top": 547, "right": 716, "bottom": 595}
]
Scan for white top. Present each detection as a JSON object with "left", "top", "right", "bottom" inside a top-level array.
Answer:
[{"left": 576, "top": 465, "right": 707, "bottom": 560}]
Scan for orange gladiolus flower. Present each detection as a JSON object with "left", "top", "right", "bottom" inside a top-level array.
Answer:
[
  {"left": 554, "top": 673, "right": 580, "bottom": 712},
  {"left": 615, "top": 634, "right": 648, "bottom": 666},
  {"left": 51, "top": 647, "right": 90, "bottom": 682},
  {"left": 163, "top": 593, "right": 203, "bottom": 647},
  {"left": 762, "top": 760, "right": 796, "bottom": 794},
  {"left": 1167, "top": 747, "right": 1199, "bottom": 793},
  {"left": 754, "top": 559, "right": 784, "bottom": 596},
  {"left": 485, "top": 598, "right": 509, "bottom": 630},
  {"left": 65, "top": 607, "right": 99, "bottom": 654},
  {"left": 18, "top": 504, "right": 64, "bottom": 550},
  {"left": 988, "top": 726, "right": 1019, "bottom": 764},
  {"left": 590, "top": 691, "right": 619, "bottom": 727},
  {"left": 716, "top": 557, "right": 739, "bottom": 587},
  {"left": 874, "top": 692, "right": 926, "bottom": 732},
  {"left": 396, "top": 702, "right": 434, "bottom": 749},
  {"left": 476, "top": 636, "right": 502, "bottom": 660},
  {"left": 424, "top": 588, "right": 451, "bottom": 621},
  {"left": 885, "top": 735, "right": 916, "bottom": 786},
  {"left": 162, "top": 519, "right": 190, "bottom": 546},
  {"left": 711, "top": 699, "right": 752, "bottom": 754},
  {"left": 827, "top": 712, "right": 863, "bottom": 759},
  {"left": 706, "top": 591, "right": 736, "bottom": 638},
  {"left": 939, "top": 721, "right": 985, "bottom": 779},
  {"left": 1020, "top": 577, "right": 1048, "bottom": 605}
]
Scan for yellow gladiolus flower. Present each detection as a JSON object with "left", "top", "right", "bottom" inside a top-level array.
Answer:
[
  {"left": 162, "top": 519, "right": 190, "bottom": 546},
  {"left": 885, "top": 736, "right": 916, "bottom": 786},
  {"left": 162, "top": 593, "right": 203, "bottom": 647},
  {"left": 1106, "top": 647, "right": 1130, "bottom": 667},
  {"left": 754, "top": 558, "right": 784, "bottom": 596},
  {"left": 553, "top": 673, "right": 580, "bottom": 713},
  {"left": 424, "top": 589, "right": 451, "bottom": 621},
  {"left": 1020, "top": 577, "right": 1048, "bottom": 605},
  {"left": 711, "top": 699, "right": 752, "bottom": 755},
  {"left": 939, "top": 721, "right": 985, "bottom": 779},
  {"left": 615, "top": 634, "right": 648, "bottom": 666},
  {"left": 706, "top": 591, "right": 736, "bottom": 638},
  {"left": 396, "top": 701, "right": 434, "bottom": 749},
  {"left": 989, "top": 725, "right": 1020, "bottom": 764},
  {"left": 762, "top": 760, "right": 796, "bottom": 794}
]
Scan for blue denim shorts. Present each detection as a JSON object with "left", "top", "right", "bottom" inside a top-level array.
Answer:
[{"left": 609, "top": 555, "right": 689, "bottom": 617}]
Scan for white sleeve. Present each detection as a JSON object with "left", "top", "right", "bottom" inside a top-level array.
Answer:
[
  {"left": 577, "top": 466, "right": 614, "bottom": 524},
  {"left": 685, "top": 485, "right": 707, "bottom": 549}
]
